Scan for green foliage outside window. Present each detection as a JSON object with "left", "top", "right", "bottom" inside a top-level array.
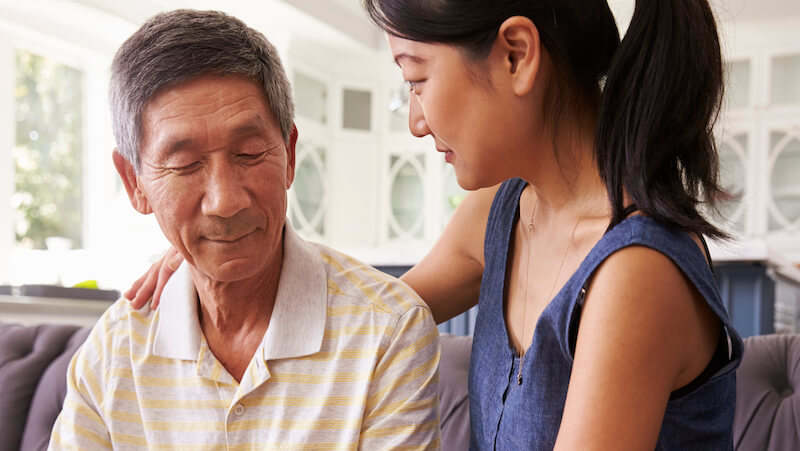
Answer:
[{"left": 13, "top": 50, "right": 84, "bottom": 249}]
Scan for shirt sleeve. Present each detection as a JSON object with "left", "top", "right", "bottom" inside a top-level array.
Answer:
[
  {"left": 48, "top": 318, "right": 112, "bottom": 450},
  {"left": 359, "top": 305, "right": 442, "bottom": 450}
]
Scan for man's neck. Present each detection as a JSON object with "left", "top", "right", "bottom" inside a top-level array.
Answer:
[{"left": 189, "top": 247, "right": 283, "bottom": 382}]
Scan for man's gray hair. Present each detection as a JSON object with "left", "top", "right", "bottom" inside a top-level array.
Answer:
[{"left": 110, "top": 9, "right": 295, "bottom": 172}]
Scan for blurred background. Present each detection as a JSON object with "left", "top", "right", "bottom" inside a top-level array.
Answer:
[{"left": 0, "top": 0, "right": 799, "bottom": 332}]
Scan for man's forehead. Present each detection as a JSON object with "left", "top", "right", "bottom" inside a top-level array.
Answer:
[
  {"left": 139, "top": 76, "right": 279, "bottom": 154},
  {"left": 144, "top": 75, "right": 269, "bottom": 116}
]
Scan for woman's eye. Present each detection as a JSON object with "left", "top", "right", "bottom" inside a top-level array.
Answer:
[
  {"left": 406, "top": 80, "right": 424, "bottom": 93},
  {"left": 405, "top": 79, "right": 425, "bottom": 96}
]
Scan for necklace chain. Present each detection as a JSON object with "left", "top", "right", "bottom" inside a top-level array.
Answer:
[{"left": 517, "top": 196, "right": 580, "bottom": 385}]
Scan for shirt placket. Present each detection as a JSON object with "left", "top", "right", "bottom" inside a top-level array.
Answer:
[{"left": 225, "top": 349, "right": 272, "bottom": 448}]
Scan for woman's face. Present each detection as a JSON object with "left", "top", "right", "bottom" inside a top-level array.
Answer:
[{"left": 387, "top": 34, "right": 526, "bottom": 190}]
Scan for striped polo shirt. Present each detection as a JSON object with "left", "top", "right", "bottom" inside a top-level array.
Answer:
[{"left": 49, "top": 224, "right": 441, "bottom": 450}]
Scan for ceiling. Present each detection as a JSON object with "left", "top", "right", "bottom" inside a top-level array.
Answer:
[
  {"left": 4, "top": 0, "right": 798, "bottom": 57},
  {"left": 716, "top": 0, "right": 800, "bottom": 22},
  {"left": 282, "top": 0, "right": 800, "bottom": 52}
]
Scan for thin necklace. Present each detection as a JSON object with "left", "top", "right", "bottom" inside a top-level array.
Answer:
[{"left": 517, "top": 201, "right": 580, "bottom": 385}]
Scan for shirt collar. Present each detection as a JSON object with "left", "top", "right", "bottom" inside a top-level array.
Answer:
[
  {"left": 153, "top": 221, "right": 328, "bottom": 361},
  {"left": 260, "top": 223, "right": 327, "bottom": 360}
]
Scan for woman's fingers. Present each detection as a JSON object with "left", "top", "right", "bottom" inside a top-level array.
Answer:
[
  {"left": 128, "top": 260, "right": 161, "bottom": 309},
  {"left": 124, "top": 271, "right": 146, "bottom": 305},
  {"left": 151, "top": 250, "right": 182, "bottom": 309}
]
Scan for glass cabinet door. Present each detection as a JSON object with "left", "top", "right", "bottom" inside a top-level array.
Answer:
[
  {"left": 388, "top": 84, "right": 409, "bottom": 133},
  {"left": 770, "top": 54, "right": 800, "bottom": 106},
  {"left": 725, "top": 59, "right": 751, "bottom": 110},
  {"left": 388, "top": 154, "right": 425, "bottom": 240},
  {"left": 717, "top": 132, "right": 749, "bottom": 234},
  {"left": 294, "top": 71, "right": 328, "bottom": 124},
  {"left": 342, "top": 88, "right": 372, "bottom": 131},
  {"left": 441, "top": 165, "right": 466, "bottom": 227},
  {"left": 289, "top": 142, "right": 327, "bottom": 237},
  {"left": 768, "top": 129, "right": 800, "bottom": 232}
]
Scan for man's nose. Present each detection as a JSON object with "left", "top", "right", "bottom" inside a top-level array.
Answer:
[
  {"left": 408, "top": 93, "right": 431, "bottom": 138},
  {"left": 201, "top": 162, "right": 251, "bottom": 218}
]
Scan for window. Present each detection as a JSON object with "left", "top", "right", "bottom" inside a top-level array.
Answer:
[
  {"left": 13, "top": 49, "right": 84, "bottom": 250},
  {"left": 0, "top": 13, "right": 164, "bottom": 289}
]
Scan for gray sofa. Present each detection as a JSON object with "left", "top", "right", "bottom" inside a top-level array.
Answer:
[
  {"left": 733, "top": 333, "right": 800, "bottom": 450},
  {"left": 1, "top": 322, "right": 797, "bottom": 450}
]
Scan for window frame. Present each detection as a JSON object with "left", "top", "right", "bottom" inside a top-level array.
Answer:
[{"left": 0, "top": 8, "right": 153, "bottom": 287}]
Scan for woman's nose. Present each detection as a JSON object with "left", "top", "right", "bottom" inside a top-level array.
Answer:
[{"left": 408, "top": 93, "right": 431, "bottom": 138}]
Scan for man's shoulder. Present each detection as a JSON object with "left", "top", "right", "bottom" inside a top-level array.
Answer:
[
  {"left": 101, "top": 296, "right": 157, "bottom": 330},
  {"left": 79, "top": 297, "right": 157, "bottom": 359},
  {"left": 308, "top": 243, "right": 431, "bottom": 318}
]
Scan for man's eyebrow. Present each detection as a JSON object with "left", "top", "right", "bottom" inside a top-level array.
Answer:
[
  {"left": 393, "top": 53, "right": 426, "bottom": 67},
  {"left": 227, "top": 121, "right": 268, "bottom": 140},
  {"left": 158, "top": 137, "right": 195, "bottom": 159}
]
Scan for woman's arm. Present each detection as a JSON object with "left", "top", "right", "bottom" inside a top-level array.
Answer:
[
  {"left": 401, "top": 184, "right": 498, "bottom": 324},
  {"left": 554, "top": 246, "right": 721, "bottom": 450}
]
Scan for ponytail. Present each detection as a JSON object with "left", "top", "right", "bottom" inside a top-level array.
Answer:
[{"left": 597, "top": 0, "right": 727, "bottom": 238}]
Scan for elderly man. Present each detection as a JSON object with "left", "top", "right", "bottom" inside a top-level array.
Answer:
[{"left": 49, "top": 9, "right": 440, "bottom": 450}]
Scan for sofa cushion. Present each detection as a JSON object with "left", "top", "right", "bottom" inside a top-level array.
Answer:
[
  {"left": 0, "top": 323, "right": 82, "bottom": 451},
  {"left": 733, "top": 333, "right": 800, "bottom": 450},
  {"left": 439, "top": 334, "right": 472, "bottom": 451},
  {"left": 20, "top": 326, "right": 90, "bottom": 451}
]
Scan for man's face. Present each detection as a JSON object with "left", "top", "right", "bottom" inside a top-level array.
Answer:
[{"left": 115, "top": 75, "right": 296, "bottom": 283}]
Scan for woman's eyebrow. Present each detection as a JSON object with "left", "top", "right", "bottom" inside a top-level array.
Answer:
[{"left": 393, "top": 53, "right": 426, "bottom": 67}]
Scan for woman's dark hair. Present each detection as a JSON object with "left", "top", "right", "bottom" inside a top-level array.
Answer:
[{"left": 363, "top": 0, "right": 727, "bottom": 238}]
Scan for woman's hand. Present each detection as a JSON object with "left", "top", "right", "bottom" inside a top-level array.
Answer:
[{"left": 124, "top": 248, "right": 183, "bottom": 309}]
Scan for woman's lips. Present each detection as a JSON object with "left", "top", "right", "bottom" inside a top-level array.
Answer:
[{"left": 437, "top": 148, "right": 454, "bottom": 163}]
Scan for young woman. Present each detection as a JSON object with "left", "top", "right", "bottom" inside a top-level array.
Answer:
[{"left": 128, "top": 1, "right": 743, "bottom": 448}]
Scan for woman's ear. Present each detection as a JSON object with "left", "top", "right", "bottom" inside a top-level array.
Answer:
[
  {"left": 496, "top": 16, "right": 541, "bottom": 96},
  {"left": 112, "top": 149, "right": 152, "bottom": 215}
]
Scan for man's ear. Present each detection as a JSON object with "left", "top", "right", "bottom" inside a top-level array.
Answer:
[
  {"left": 112, "top": 149, "right": 152, "bottom": 214},
  {"left": 285, "top": 124, "right": 298, "bottom": 189},
  {"left": 496, "top": 16, "right": 541, "bottom": 96}
]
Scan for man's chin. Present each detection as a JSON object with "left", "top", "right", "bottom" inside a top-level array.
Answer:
[{"left": 192, "top": 257, "right": 264, "bottom": 283}]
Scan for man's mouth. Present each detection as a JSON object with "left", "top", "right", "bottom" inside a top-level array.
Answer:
[{"left": 204, "top": 229, "right": 256, "bottom": 243}]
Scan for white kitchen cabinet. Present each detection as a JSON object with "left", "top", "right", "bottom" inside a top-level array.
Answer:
[
  {"left": 288, "top": 18, "right": 800, "bottom": 265},
  {"left": 717, "top": 19, "right": 800, "bottom": 262},
  {"left": 286, "top": 39, "right": 465, "bottom": 262}
]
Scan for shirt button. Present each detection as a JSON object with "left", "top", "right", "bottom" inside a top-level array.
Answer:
[{"left": 233, "top": 404, "right": 245, "bottom": 416}]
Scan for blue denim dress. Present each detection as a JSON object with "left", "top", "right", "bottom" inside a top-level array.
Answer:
[{"left": 469, "top": 178, "right": 744, "bottom": 450}]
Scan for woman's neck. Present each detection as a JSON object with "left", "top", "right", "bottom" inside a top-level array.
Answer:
[{"left": 518, "top": 121, "right": 609, "bottom": 226}]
